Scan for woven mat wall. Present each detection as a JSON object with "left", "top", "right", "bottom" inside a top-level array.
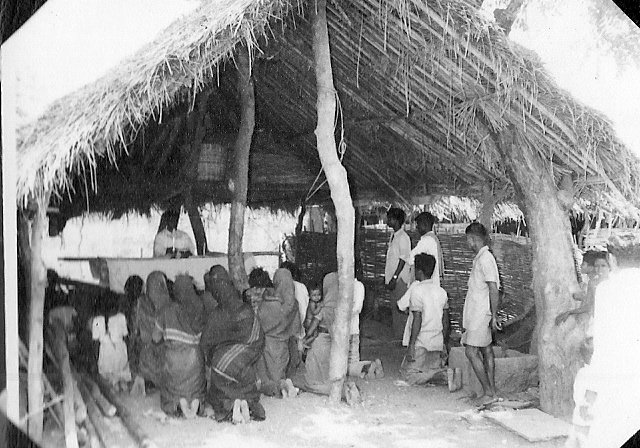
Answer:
[
  {"left": 292, "top": 229, "right": 534, "bottom": 337},
  {"left": 360, "top": 229, "right": 534, "bottom": 336}
]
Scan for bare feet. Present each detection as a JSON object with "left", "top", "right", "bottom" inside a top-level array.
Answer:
[
  {"left": 447, "top": 368, "right": 462, "bottom": 392},
  {"left": 232, "top": 399, "right": 246, "bottom": 424},
  {"left": 239, "top": 400, "right": 250, "bottom": 422},
  {"left": 343, "top": 381, "right": 362, "bottom": 406},
  {"left": 130, "top": 376, "right": 146, "bottom": 396}
]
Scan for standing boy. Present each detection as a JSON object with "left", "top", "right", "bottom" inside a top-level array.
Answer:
[
  {"left": 385, "top": 207, "right": 412, "bottom": 340},
  {"left": 462, "top": 223, "right": 501, "bottom": 404},
  {"left": 397, "top": 254, "right": 449, "bottom": 385}
]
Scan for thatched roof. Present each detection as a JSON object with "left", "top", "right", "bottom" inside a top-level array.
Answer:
[{"left": 8, "top": 0, "right": 640, "bottom": 216}]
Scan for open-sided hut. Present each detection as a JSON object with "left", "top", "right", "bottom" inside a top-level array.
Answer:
[{"left": 4, "top": 0, "right": 640, "bottom": 441}]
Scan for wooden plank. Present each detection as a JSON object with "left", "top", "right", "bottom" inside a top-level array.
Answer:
[{"left": 484, "top": 409, "right": 571, "bottom": 442}]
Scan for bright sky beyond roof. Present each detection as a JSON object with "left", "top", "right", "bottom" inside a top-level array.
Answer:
[
  {"left": 2, "top": 0, "right": 199, "bottom": 128},
  {"left": 482, "top": 0, "right": 640, "bottom": 158}
]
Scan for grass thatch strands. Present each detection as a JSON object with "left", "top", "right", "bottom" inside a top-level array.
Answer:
[
  {"left": 17, "top": 0, "right": 293, "bottom": 205},
  {"left": 15, "top": 0, "right": 640, "bottom": 216}
]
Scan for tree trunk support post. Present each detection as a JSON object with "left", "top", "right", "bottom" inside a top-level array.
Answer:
[
  {"left": 311, "top": 0, "right": 356, "bottom": 403},
  {"left": 27, "top": 195, "right": 50, "bottom": 442},
  {"left": 228, "top": 45, "right": 255, "bottom": 291},
  {"left": 184, "top": 191, "right": 208, "bottom": 255},
  {"left": 496, "top": 125, "right": 582, "bottom": 417},
  {"left": 480, "top": 183, "right": 495, "bottom": 232}
]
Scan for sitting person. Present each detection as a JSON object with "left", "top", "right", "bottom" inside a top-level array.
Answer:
[
  {"left": 90, "top": 313, "right": 131, "bottom": 392},
  {"left": 556, "top": 251, "right": 611, "bottom": 364},
  {"left": 246, "top": 268, "right": 299, "bottom": 398},
  {"left": 397, "top": 254, "right": 450, "bottom": 386},
  {"left": 123, "top": 275, "right": 143, "bottom": 382},
  {"left": 153, "top": 210, "right": 196, "bottom": 258},
  {"left": 347, "top": 276, "right": 383, "bottom": 379},
  {"left": 131, "top": 272, "right": 170, "bottom": 396},
  {"left": 557, "top": 251, "right": 610, "bottom": 324},
  {"left": 298, "top": 272, "right": 360, "bottom": 404},
  {"left": 280, "top": 261, "right": 309, "bottom": 334},
  {"left": 280, "top": 262, "right": 309, "bottom": 376},
  {"left": 153, "top": 275, "right": 206, "bottom": 418},
  {"left": 201, "top": 265, "right": 266, "bottom": 424}
]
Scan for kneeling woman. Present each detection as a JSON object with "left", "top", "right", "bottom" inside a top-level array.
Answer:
[
  {"left": 153, "top": 275, "right": 206, "bottom": 418},
  {"left": 201, "top": 266, "right": 266, "bottom": 423}
]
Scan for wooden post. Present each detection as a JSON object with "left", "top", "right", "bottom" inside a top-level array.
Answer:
[
  {"left": 311, "top": 0, "right": 356, "bottom": 402},
  {"left": 50, "top": 321, "right": 79, "bottom": 448},
  {"left": 27, "top": 195, "right": 49, "bottom": 442},
  {"left": 479, "top": 184, "right": 494, "bottom": 232},
  {"left": 496, "top": 125, "right": 583, "bottom": 417},
  {"left": 227, "top": 45, "right": 254, "bottom": 292},
  {"left": 184, "top": 191, "right": 208, "bottom": 255},
  {"left": 3, "top": 60, "right": 21, "bottom": 425}
]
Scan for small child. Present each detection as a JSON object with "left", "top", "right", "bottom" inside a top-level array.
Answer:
[{"left": 302, "top": 281, "right": 323, "bottom": 355}]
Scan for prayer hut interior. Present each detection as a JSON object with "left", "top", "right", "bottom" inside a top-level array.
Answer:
[{"left": 3, "top": 0, "right": 640, "bottom": 447}]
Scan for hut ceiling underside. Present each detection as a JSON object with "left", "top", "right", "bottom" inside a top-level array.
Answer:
[{"left": 16, "top": 0, "right": 640, "bottom": 216}]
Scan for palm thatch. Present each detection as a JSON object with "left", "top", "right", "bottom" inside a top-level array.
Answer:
[
  {"left": 16, "top": 0, "right": 294, "bottom": 206},
  {"left": 13, "top": 0, "right": 640, "bottom": 217}
]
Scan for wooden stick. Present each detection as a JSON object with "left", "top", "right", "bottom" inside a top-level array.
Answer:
[
  {"left": 84, "top": 377, "right": 116, "bottom": 418},
  {"left": 82, "top": 410, "right": 102, "bottom": 448},
  {"left": 19, "top": 339, "right": 64, "bottom": 429},
  {"left": 72, "top": 376, "right": 87, "bottom": 425},
  {"left": 49, "top": 321, "right": 79, "bottom": 448},
  {"left": 95, "top": 377, "right": 159, "bottom": 448},
  {"left": 78, "top": 378, "right": 111, "bottom": 448}
]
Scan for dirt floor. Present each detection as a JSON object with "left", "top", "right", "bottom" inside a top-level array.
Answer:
[{"left": 110, "top": 321, "right": 565, "bottom": 448}]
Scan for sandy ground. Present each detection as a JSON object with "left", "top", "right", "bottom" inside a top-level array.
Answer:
[{"left": 114, "top": 335, "right": 565, "bottom": 448}]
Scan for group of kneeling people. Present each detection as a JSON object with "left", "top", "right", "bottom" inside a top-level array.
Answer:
[{"left": 126, "top": 263, "right": 384, "bottom": 424}]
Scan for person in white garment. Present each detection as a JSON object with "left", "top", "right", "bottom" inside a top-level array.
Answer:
[
  {"left": 398, "top": 254, "right": 449, "bottom": 385},
  {"left": 384, "top": 207, "right": 412, "bottom": 340},
  {"left": 153, "top": 210, "right": 196, "bottom": 258},
  {"left": 402, "top": 212, "right": 446, "bottom": 352},
  {"left": 565, "top": 268, "right": 640, "bottom": 448},
  {"left": 462, "top": 223, "right": 501, "bottom": 404}
]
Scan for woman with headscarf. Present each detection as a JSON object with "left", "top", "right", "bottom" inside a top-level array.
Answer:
[
  {"left": 153, "top": 275, "right": 206, "bottom": 418},
  {"left": 248, "top": 268, "right": 300, "bottom": 398},
  {"left": 202, "top": 265, "right": 266, "bottom": 423},
  {"left": 131, "top": 271, "right": 171, "bottom": 395}
]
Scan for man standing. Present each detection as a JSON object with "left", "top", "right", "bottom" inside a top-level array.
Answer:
[
  {"left": 385, "top": 207, "right": 411, "bottom": 341},
  {"left": 463, "top": 223, "right": 500, "bottom": 404},
  {"left": 403, "top": 212, "right": 446, "bottom": 348},
  {"left": 153, "top": 210, "right": 196, "bottom": 258}
]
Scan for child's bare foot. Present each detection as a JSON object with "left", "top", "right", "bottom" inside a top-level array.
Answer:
[
  {"left": 282, "top": 379, "right": 298, "bottom": 398},
  {"left": 232, "top": 399, "right": 246, "bottom": 424},
  {"left": 239, "top": 400, "right": 250, "bottom": 422}
]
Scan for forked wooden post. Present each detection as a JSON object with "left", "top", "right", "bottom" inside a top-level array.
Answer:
[
  {"left": 27, "top": 194, "right": 50, "bottom": 442},
  {"left": 228, "top": 45, "right": 255, "bottom": 291},
  {"left": 496, "top": 125, "right": 583, "bottom": 417},
  {"left": 311, "top": 0, "right": 356, "bottom": 402}
]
